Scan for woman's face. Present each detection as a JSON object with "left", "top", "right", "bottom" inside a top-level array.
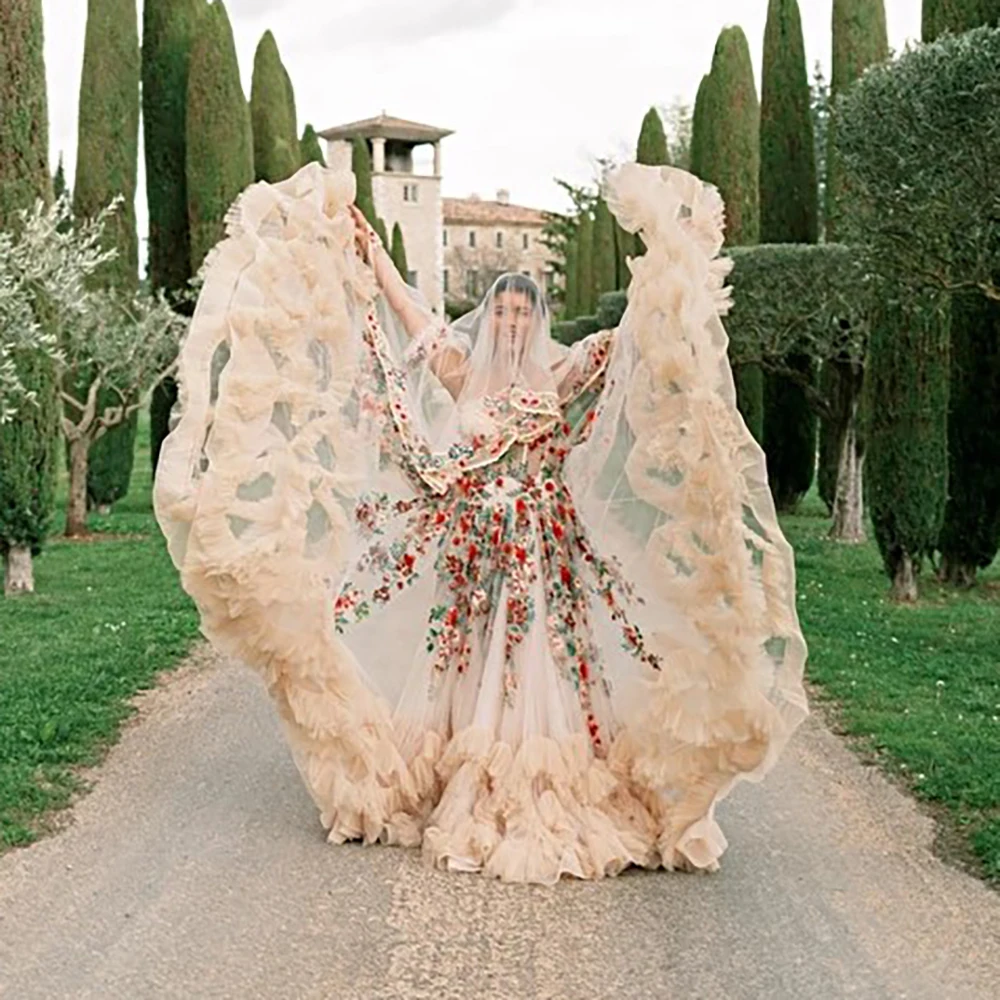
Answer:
[{"left": 491, "top": 289, "right": 536, "bottom": 351}]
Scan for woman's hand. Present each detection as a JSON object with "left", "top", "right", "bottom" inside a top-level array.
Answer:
[{"left": 348, "top": 204, "right": 372, "bottom": 264}]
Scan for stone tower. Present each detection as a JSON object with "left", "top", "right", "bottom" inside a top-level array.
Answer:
[{"left": 318, "top": 113, "right": 453, "bottom": 313}]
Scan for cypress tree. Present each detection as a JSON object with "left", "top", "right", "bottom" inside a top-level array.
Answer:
[
  {"left": 701, "top": 28, "right": 760, "bottom": 246},
  {"left": 617, "top": 107, "right": 669, "bottom": 286},
  {"left": 281, "top": 63, "right": 297, "bottom": 145},
  {"left": 390, "top": 222, "right": 409, "bottom": 279},
  {"left": 145, "top": 0, "right": 201, "bottom": 294},
  {"left": 689, "top": 73, "right": 714, "bottom": 180},
  {"left": 352, "top": 137, "right": 377, "bottom": 225},
  {"left": 144, "top": 0, "right": 202, "bottom": 474},
  {"left": 0, "top": 0, "right": 58, "bottom": 593},
  {"left": 250, "top": 31, "right": 298, "bottom": 183},
  {"left": 593, "top": 197, "right": 617, "bottom": 300},
  {"left": 73, "top": 0, "right": 141, "bottom": 512},
  {"left": 865, "top": 293, "right": 950, "bottom": 600},
  {"left": 563, "top": 237, "right": 580, "bottom": 319},
  {"left": 697, "top": 27, "right": 764, "bottom": 442},
  {"left": 373, "top": 217, "right": 389, "bottom": 249},
  {"left": 74, "top": 0, "right": 140, "bottom": 290},
  {"left": 576, "top": 210, "right": 595, "bottom": 317},
  {"left": 760, "top": 0, "right": 817, "bottom": 245},
  {"left": 826, "top": 0, "right": 888, "bottom": 243},
  {"left": 819, "top": 0, "right": 888, "bottom": 512},
  {"left": 300, "top": 124, "right": 325, "bottom": 167},
  {"left": 922, "top": 0, "right": 1000, "bottom": 44},
  {"left": 760, "top": 0, "right": 819, "bottom": 510},
  {"left": 52, "top": 155, "right": 72, "bottom": 234},
  {"left": 924, "top": 0, "right": 1000, "bottom": 585},
  {"left": 53, "top": 156, "right": 67, "bottom": 202},
  {"left": 636, "top": 107, "right": 669, "bottom": 166},
  {"left": 614, "top": 221, "right": 633, "bottom": 290},
  {"left": 186, "top": 0, "right": 255, "bottom": 273},
  {"left": 0, "top": 0, "right": 52, "bottom": 221}
]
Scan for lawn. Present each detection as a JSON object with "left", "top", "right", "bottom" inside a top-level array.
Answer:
[
  {"left": 1, "top": 433, "right": 998, "bottom": 884},
  {"left": 0, "top": 416, "right": 201, "bottom": 848},
  {"left": 785, "top": 493, "right": 1000, "bottom": 882}
]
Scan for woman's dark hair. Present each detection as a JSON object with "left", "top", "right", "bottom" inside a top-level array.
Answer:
[{"left": 492, "top": 272, "right": 542, "bottom": 310}]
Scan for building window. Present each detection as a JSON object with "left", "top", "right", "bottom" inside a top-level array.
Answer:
[
  {"left": 443, "top": 269, "right": 450, "bottom": 293},
  {"left": 469, "top": 230, "right": 476, "bottom": 248},
  {"left": 523, "top": 233, "right": 530, "bottom": 250},
  {"left": 466, "top": 269, "right": 478, "bottom": 296},
  {"left": 407, "top": 270, "right": 418, "bottom": 286},
  {"left": 403, "top": 183, "right": 419, "bottom": 203},
  {"left": 442, "top": 229, "right": 448, "bottom": 247},
  {"left": 496, "top": 231, "right": 503, "bottom": 248},
  {"left": 522, "top": 270, "right": 531, "bottom": 277}
]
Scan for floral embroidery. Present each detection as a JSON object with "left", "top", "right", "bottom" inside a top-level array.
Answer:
[{"left": 334, "top": 319, "right": 643, "bottom": 749}]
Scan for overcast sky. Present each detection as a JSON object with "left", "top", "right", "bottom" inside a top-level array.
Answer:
[{"left": 43, "top": 0, "right": 921, "bottom": 273}]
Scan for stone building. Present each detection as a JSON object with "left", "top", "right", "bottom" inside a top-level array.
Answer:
[
  {"left": 317, "top": 112, "right": 554, "bottom": 314},
  {"left": 319, "top": 113, "right": 451, "bottom": 312},
  {"left": 442, "top": 192, "right": 554, "bottom": 309}
]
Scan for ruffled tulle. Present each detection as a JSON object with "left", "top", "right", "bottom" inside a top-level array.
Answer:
[{"left": 153, "top": 162, "right": 808, "bottom": 884}]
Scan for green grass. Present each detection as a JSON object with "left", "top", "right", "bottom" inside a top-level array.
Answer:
[
  {"left": 0, "top": 414, "right": 200, "bottom": 848},
  {"left": 785, "top": 492, "right": 1000, "bottom": 883}
]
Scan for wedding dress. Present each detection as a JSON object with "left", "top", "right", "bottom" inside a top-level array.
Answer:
[{"left": 153, "top": 161, "right": 808, "bottom": 884}]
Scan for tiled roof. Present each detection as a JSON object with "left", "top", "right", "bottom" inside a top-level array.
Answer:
[
  {"left": 443, "top": 198, "right": 548, "bottom": 227},
  {"left": 318, "top": 113, "right": 453, "bottom": 143}
]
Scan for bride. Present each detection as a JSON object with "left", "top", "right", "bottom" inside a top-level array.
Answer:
[{"left": 154, "top": 161, "right": 808, "bottom": 884}]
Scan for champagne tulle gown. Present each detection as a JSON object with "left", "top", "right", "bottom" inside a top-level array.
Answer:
[{"left": 153, "top": 162, "right": 808, "bottom": 884}]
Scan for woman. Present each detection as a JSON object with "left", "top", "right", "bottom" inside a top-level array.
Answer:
[{"left": 154, "top": 162, "right": 808, "bottom": 884}]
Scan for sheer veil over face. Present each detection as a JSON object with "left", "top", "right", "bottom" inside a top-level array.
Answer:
[
  {"left": 449, "top": 273, "right": 563, "bottom": 401},
  {"left": 382, "top": 272, "right": 576, "bottom": 486}
]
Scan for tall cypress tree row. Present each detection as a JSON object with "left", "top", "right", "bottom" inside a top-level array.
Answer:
[
  {"left": 390, "top": 222, "right": 409, "bottom": 279},
  {"left": 250, "top": 31, "right": 298, "bottom": 183},
  {"left": 593, "top": 197, "right": 617, "bottom": 301},
  {"left": 187, "top": 0, "right": 254, "bottom": 273},
  {"left": 636, "top": 108, "right": 669, "bottom": 166},
  {"left": 760, "top": 0, "right": 819, "bottom": 510},
  {"left": 0, "top": 0, "right": 59, "bottom": 593},
  {"left": 144, "top": 0, "right": 203, "bottom": 474},
  {"left": 819, "top": 0, "right": 889, "bottom": 512},
  {"left": 924, "top": 0, "right": 1000, "bottom": 585},
  {"left": 576, "top": 210, "right": 595, "bottom": 317},
  {"left": 300, "top": 124, "right": 325, "bottom": 167},
  {"left": 73, "top": 0, "right": 141, "bottom": 512},
  {"left": 696, "top": 27, "right": 764, "bottom": 442}
]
